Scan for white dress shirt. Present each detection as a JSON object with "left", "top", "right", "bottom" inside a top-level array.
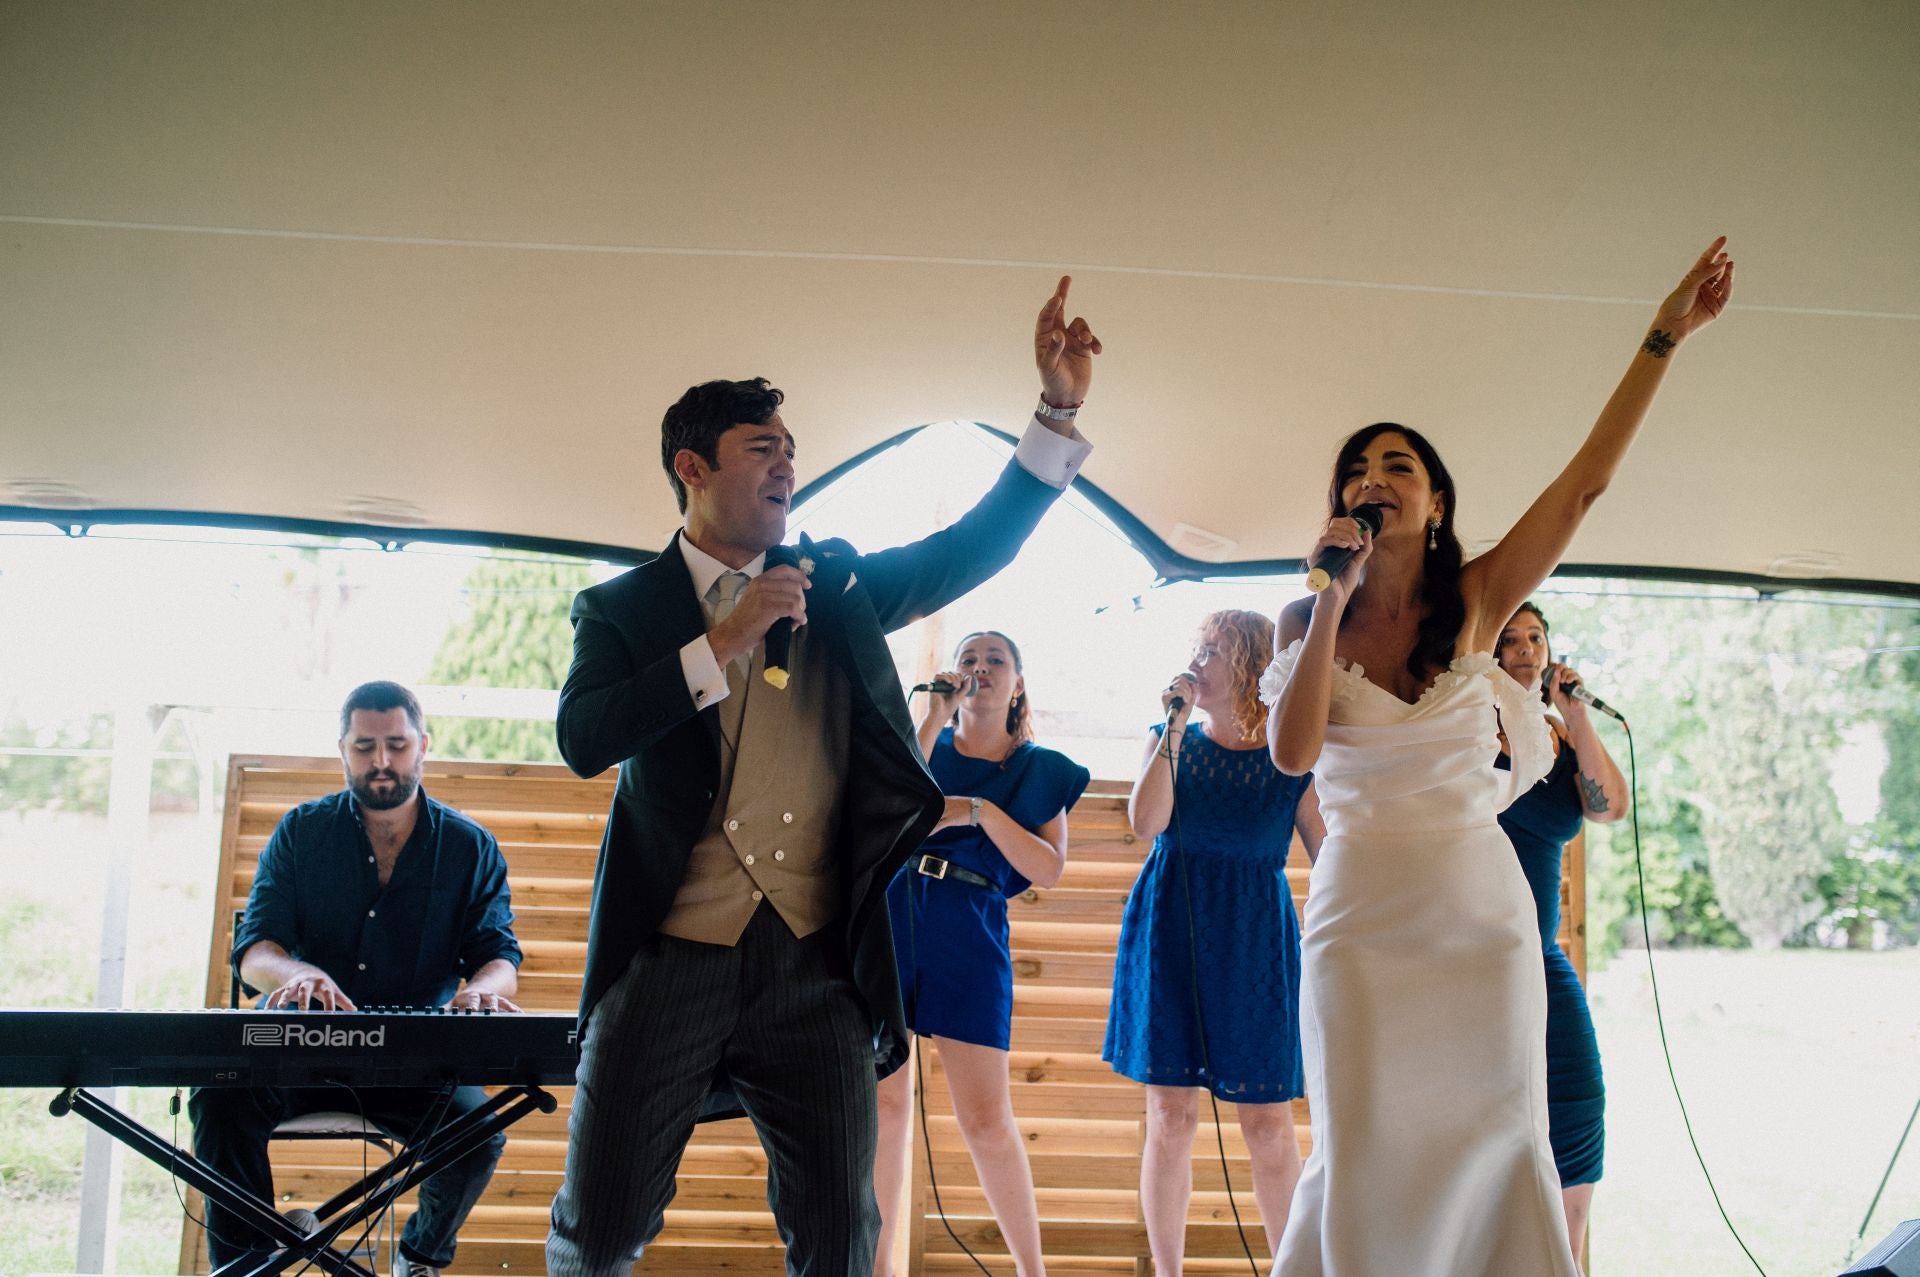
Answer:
[{"left": 676, "top": 413, "right": 1092, "bottom": 709}]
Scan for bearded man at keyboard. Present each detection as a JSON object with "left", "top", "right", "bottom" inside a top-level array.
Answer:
[{"left": 188, "top": 680, "right": 522, "bottom": 1277}]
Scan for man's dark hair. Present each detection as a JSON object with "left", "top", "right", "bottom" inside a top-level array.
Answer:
[
  {"left": 339, "top": 681, "right": 425, "bottom": 738},
  {"left": 660, "top": 378, "right": 785, "bottom": 513}
]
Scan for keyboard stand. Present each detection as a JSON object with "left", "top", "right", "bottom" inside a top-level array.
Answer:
[{"left": 51, "top": 1081, "right": 558, "bottom": 1277}]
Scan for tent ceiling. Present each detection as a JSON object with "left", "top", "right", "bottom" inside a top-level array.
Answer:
[{"left": 3, "top": 2, "right": 1917, "bottom": 589}]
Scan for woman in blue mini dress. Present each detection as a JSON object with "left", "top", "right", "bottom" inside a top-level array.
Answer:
[
  {"left": 1495, "top": 602, "right": 1627, "bottom": 1263},
  {"left": 1105, "top": 608, "right": 1324, "bottom": 1271},
  {"left": 873, "top": 630, "right": 1090, "bottom": 1277}
]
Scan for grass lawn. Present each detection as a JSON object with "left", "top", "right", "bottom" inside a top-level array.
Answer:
[
  {"left": 1589, "top": 948, "right": 1920, "bottom": 1276},
  {"left": 3, "top": 1086, "right": 193, "bottom": 1276},
  {"left": 2, "top": 812, "right": 217, "bottom": 1277}
]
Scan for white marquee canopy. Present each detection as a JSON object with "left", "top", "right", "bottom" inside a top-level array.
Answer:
[{"left": 3, "top": 2, "right": 1916, "bottom": 590}]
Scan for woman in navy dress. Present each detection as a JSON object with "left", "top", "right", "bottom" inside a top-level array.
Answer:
[
  {"left": 1105, "top": 609, "right": 1325, "bottom": 1271},
  {"left": 873, "top": 630, "right": 1090, "bottom": 1277},
  {"left": 1495, "top": 602, "right": 1628, "bottom": 1264}
]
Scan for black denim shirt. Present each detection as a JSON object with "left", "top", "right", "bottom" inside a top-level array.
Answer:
[{"left": 233, "top": 787, "right": 521, "bottom": 1008}]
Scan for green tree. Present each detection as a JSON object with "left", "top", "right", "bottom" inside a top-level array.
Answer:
[
  {"left": 1534, "top": 587, "right": 1892, "bottom": 958},
  {"left": 424, "top": 556, "right": 598, "bottom": 763},
  {"left": 1817, "top": 822, "right": 1920, "bottom": 948},
  {"left": 1825, "top": 609, "right": 1920, "bottom": 945},
  {"left": 1542, "top": 590, "right": 1742, "bottom": 959},
  {"left": 1876, "top": 612, "right": 1920, "bottom": 833},
  {"left": 1691, "top": 632, "right": 1843, "bottom": 949}
]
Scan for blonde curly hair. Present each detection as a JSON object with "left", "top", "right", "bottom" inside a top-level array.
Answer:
[{"left": 1197, "top": 609, "right": 1275, "bottom": 744}]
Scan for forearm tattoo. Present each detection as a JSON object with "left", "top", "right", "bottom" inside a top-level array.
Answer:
[
  {"left": 1578, "top": 773, "right": 1612, "bottom": 814},
  {"left": 1642, "top": 328, "right": 1677, "bottom": 358}
]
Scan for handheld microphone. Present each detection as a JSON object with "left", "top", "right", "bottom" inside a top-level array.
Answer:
[
  {"left": 762, "top": 544, "right": 801, "bottom": 690},
  {"left": 1166, "top": 673, "right": 1194, "bottom": 716},
  {"left": 1560, "top": 680, "right": 1626, "bottom": 723},
  {"left": 1304, "top": 503, "right": 1386, "bottom": 594},
  {"left": 911, "top": 674, "right": 976, "bottom": 696}
]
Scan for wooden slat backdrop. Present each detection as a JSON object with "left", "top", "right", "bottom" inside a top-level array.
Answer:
[{"left": 181, "top": 756, "right": 1585, "bottom": 1276}]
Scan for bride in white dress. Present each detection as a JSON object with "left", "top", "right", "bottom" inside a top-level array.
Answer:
[{"left": 1263, "top": 239, "right": 1734, "bottom": 1276}]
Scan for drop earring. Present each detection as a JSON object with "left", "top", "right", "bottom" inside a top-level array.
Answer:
[{"left": 1427, "top": 520, "right": 1440, "bottom": 551}]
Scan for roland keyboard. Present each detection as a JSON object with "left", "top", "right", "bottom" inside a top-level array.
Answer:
[{"left": 0, "top": 1007, "right": 579, "bottom": 1089}]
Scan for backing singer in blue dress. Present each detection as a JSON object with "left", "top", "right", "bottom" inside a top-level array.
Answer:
[
  {"left": 1495, "top": 601, "right": 1629, "bottom": 1263},
  {"left": 1104, "top": 609, "right": 1324, "bottom": 1268},
  {"left": 873, "top": 630, "right": 1090, "bottom": 1277}
]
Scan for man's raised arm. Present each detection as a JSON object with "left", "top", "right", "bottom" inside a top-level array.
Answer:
[{"left": 859, "top": 276, "right": 1101, "bottom": 630}]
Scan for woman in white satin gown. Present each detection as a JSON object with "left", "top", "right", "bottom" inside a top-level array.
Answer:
[{"left": 1262, "top": 239, "right": 1735, "bottom": 1277}]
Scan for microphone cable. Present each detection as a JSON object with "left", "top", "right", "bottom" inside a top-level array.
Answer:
[
  {"left": 912, "top": 1023, "right": 993, "bottom": 1277},
  {"left": 899, "top": 684, "right": 994, "bottom": 1277},
  {"left": 1622, "top": 721, "right": 1772, "bottom": 1276},
  {"left": 166, "top": 1090, "right": 229, "bottom": 1257},
  {"left": 1623, "top": 712, "right": 1920, "bottom": 1271},
  {"left": 1160, "top": 702, "right": 1265, "bottom": 1277}
]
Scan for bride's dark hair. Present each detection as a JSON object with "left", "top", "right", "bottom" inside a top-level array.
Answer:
[{"left": 1327, "top": 423, "right": 1465, "bottom": 683}]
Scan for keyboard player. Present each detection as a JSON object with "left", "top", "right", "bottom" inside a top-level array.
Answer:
[{"left": 189, "top": 680, "right": 521, "bottom": 1277}]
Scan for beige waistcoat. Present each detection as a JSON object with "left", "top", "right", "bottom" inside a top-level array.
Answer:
[{"left": 658, "top": 624, "right": 851, "bottom": 945}]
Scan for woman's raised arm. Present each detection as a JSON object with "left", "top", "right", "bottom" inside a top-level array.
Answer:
[{"left": 1464, "top": 238, "right": 1734, "bottom": 640}]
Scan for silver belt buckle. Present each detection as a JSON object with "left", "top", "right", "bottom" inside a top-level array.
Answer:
[{"left": 917, "top": 855, "right": 950, "bottom": 881}]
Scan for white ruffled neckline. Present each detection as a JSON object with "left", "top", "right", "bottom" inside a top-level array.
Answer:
[
  {"left": 1258, "top": 640, "right": 1555, "bottom": 800},
  {"left": 1260, "top": 639, "right": 1499, "bottom": 711}
]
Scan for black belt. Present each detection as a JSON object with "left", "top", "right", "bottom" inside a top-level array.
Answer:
[{"left": 912, "top": 854, "right": 998, "bottom": 892}]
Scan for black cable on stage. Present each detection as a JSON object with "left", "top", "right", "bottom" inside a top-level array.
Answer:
[
  {"left": 1162, "top": 707, "right": 1264, "bottom": 1277},
  {"left": 912, "top": 1026, "right": 993, "bottom": 1277},
  {"left": 901, "top": 685, "right": 994, "bottom": 1277},
  {"left": 1624, "top": 723, "right": 1772, "bottom": 1276},
  {"left": 166, "top": 1090, "right": 224, "bottom": 1246}
]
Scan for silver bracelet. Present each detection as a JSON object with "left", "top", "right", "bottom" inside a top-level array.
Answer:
[{"left": 1035, "top": 396, "right": 1081, "bottom": 422}]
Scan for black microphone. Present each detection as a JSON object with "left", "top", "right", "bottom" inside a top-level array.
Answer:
[
  {"left": 762, "top": 544, "right": 801, "bottom": 690},
  {"left": 1560, "top": 680, "right": 1626, "bottom": 723},
  {"left": 911, "top": 674, "right": 976, "bottom": 696},
  {"left": 1166, "top": 673, "right": 1194, "bottom": 715},
  {"left": 1304, "top": 502, "right": 1386, "bottom": 594}
]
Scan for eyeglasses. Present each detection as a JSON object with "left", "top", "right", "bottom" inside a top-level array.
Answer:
[{"left": 1190, "top": 645, "right": 1221, "bottom": 666}]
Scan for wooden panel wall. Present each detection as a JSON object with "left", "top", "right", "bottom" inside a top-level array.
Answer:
[{"left": 183, "top": 757, "right": 1584, "bottom": 1275}]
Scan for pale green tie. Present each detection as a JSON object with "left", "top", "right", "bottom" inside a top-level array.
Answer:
[
  {"left": 709, "top": 571, "right": 751, "bottom": 683},
  {"left": 710, "top": 570, "right": 749, "bottom": 621}
]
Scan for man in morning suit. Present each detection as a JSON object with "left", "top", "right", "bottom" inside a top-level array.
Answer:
[{"left": 544, "top": 278, "right": 1101, "bottom": 1275}]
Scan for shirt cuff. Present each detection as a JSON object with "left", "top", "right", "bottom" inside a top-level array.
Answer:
[
  {"left": 681, "top": 635, "right": 731, "bottom": 709},
  {"left": 466, "top": 946, "right": 523, "bottom": 972},
  {"left": 1013, "top": 413, "right": 1092, "bottom": 490}
]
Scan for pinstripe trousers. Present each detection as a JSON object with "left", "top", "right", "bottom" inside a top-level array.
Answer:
[{"left": 545, "top": 902, "right": 882, "bottom": 1276}]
